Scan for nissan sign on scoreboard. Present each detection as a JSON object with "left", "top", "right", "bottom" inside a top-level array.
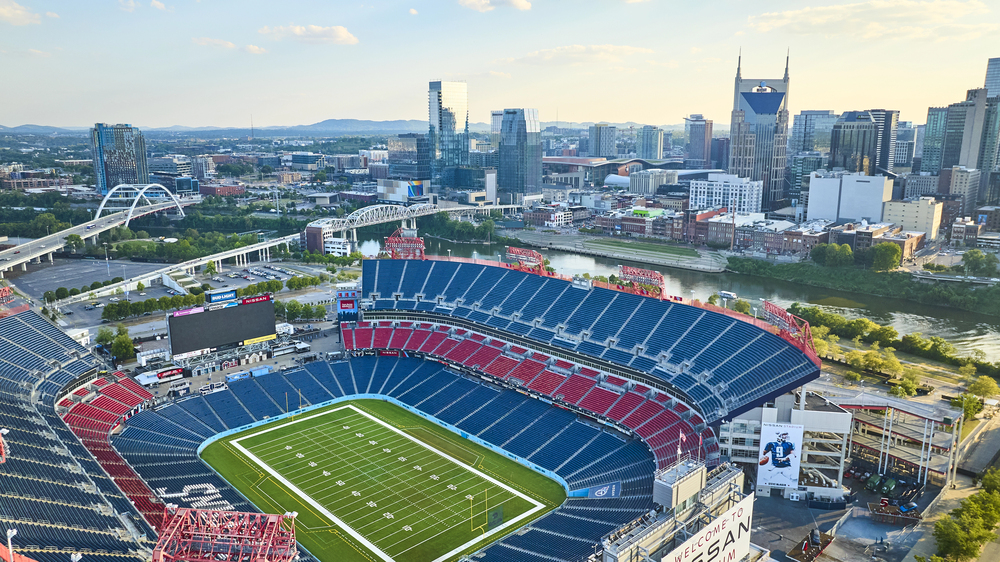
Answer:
[{"left": 669, "top": 494, "right": 753, "bottom": 562}]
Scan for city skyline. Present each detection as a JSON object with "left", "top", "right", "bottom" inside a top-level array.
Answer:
[{"left": 1, "top": 0, "right": 998, "bottom": 129}]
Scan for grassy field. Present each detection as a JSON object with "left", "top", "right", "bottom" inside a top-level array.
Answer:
[
  {"left": 201, "top": 399, "right": 565, "bottom": 562},
  {"left": 583, "top": 238, "right": 701, "bottom": 258}
]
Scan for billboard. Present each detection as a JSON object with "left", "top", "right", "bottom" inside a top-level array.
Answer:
[
  {"left": 586, "top": 482, "right": 621, "bottom": 499},
  {"left": 757, "top": 422, "right": 804, "bottom": 489},
  {"left": 207, "top": 289, "right": 238, "bottom": 303},
  {"left": 668, "top": 494, "right": 753, "bottom": 562},
  {"left": 168, "top": 299, "right": 276, "bottom": 357}
]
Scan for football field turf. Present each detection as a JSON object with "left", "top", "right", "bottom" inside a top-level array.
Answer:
[{"left": 201, "top": 399, "right": 566, "bottom": 562}]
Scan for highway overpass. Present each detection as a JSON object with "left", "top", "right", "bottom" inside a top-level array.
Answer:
[{"left": 0, "top": 200, "right": 193, "bottom": 278}]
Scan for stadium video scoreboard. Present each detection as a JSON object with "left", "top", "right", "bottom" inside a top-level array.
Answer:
[{"left": 168, "top": 294, "right": 277, "bottom": 360}]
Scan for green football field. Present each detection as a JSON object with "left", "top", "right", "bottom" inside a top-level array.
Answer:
[{"left": 201, "top": 399, "right": 566, "bottom": 562}]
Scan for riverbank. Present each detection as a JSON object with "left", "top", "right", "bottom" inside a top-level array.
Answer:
[
  {"left": 508, "top": 231, "right": 727, "bottom": 273},
  {"left": 727, "top": 257, "right": 1000, "bottom": 319}
]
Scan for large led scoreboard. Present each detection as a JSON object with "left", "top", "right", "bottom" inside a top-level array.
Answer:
[
  {"left": 168, "top": 293, "right": 277, "bottom": 360},
  {"left": 336, "top": 285, "right": 359, "bottom": 322}
]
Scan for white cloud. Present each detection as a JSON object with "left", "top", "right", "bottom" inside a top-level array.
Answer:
[
  {"left": 646, "top": 59, "right": 679, "bottom": 68},
  {"left": 119, "top": 0, "right": 137, "bottom": 12},
  {"left": 501, "top": 44, "right": 653, "bottom": 65},
  {"left": 409, "top": 8, "right": 418, "bottom": 14},
  {"left": 150, "top": 0, "right": 170, "bottom": 10},
  {"left": 0, "top": 0, "right": 41, "bottom": 25},
  {"left": 45, "top": 11, "right": 58, "bottom": 18},
  {"left": 459, "top": 0, "right": 531, "bottom": 12},
  {"left": 192, "top": 37, "right": 235, "bottom": 49},
  {"left": 258, "top": 24, "right": 359, "bottom": 44},
  {"left": 489, "top": 70, "right": 511, "bottom": 78},
  {"left": 749, "top": 0, "right": 996, "bottom": 41},
  {"left": 28, "top": 48, "right": 50, "bottom": 57},
  {"left": 243, "top": 44, "right": 266, "bottom": 54},
  {"left": 689, "top": 47, "right": 701, "bottom": 54}
]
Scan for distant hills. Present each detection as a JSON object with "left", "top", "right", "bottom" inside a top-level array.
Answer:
[{"left": 0, "top": 119, "right": 694, "bottom": 137}]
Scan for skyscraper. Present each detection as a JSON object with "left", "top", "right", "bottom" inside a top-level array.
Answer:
[
  {"left": 683, "top": 115, "right": 713, "bottom": 169},
  {"left": 728, "top": 54, "right": 790, "bottom": 210},
  {"left": 387, "top": 133, "right": 431, "bottom": 181},
  {"left": 90, "top": 123, "right": 149, "bottom": 195},
  {"left": 428, "top": 80, "right": 469, "bottom": 184},
  {"left": 498, "top": 108, "right": 542, "bottom": 198},
  {"left": 789, "top": 110, "right": 839, "bottom": 154},
  {"left": 986, "top": 57, "right": 1000, "bottom": 98},
  {"left": 829, "top": 112, "right": 877, "bottom": 174},
  {"left": 588, "top": 123, "right": 617, "bottom": 157},
  {"left": 869, "top": 109, "right": 899, "bottom": 174},
  {"left": 636, "top": 125, "right": 664, "bottom": 160},
  {"left": 921, "top": 107, "right": 949, "bottom": 174}
]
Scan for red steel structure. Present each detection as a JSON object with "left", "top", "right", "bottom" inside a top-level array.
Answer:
[
  {"left": 384, "top": 227, "right": 425, "bottom": 260},
  {"left": 0, "top": 428, "right": 8, "bottom": 464},
  {"left": 505, "top": 246, "right": 546, "bottom": 274},
  {"left": 152, "top": 506, "right": 298, "bottom": 562}
]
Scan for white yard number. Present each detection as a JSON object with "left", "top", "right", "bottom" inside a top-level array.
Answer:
[
  {"left": 413, "top": 465, "right": 422, "bottom": 471},
  {"left": 398, "top": 457, "right": 407, "bottom": 462},
  {"left": 447, "top": 484, "right": 457, "bottom": 491},
  {"left": 336, "top": 480, "right": 345, "bottom": 486},
  {"left": 322, "top": 471, "right": 331, "bottom": 477},
  {"left": 383, "top": 512, "right": 394, "bottom": 519},
  {"left": 402, "top": 525, "right": 412, "bottom": 532},
  {"left": 369, "top": 440, "right": 378, "bottom": 446},
  {"left": 285, "top": 446, "right": 293, "bottom": 450},
  {"left": 355, "top": 433, "right": 364, "bottom": 438},
  {"left": 367, "top": 501, "right": 377, "bottom": 508},
  {"left": 465, "top": 494, "right": 474, "bottom": 501},
  {"left": 429, "top": 474, "right": 439, "bottom": 481},
  {"left": 383, "top": 448, "right": 392, "bottom": 453},
  {"left": 308, "top": 462, "right": 317, "bottom": 467},
  {"left": 352, "top": 491, "right": 361, "bottom": 497},
  {"left": 343, "top": 426, "right": 350, "bottom": 430},
  {"left": 296, "top": 453, "right": 304, "bottom": 458}
]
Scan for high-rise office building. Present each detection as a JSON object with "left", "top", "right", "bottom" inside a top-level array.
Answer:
[
  {"left": 937, "top": 89, "right": 1000, "bottom": 200},
  {"left": 789, "top": 110, "right": 838, "bottom": 154},
  {"left": 490, "top": 110, "right": 504, "bottom": 150},
  {"left": 869, "top": 109, "right": 899, "bottom": 174},
  {"left": 922, "top": 107, "right": 949, "bottom": 174},
  {"left": 387, "top": 133, "right": 432, "bottom": 181},
  {"left": 728, "top": 54, "right": 790, "bottom": 210},
  {"left": 498, "top": 108, "right": 542, "bottom": 197},
  {"left": 711, "top": 137, "right": 730, "bottom": 171},
  {"left": 428, "top": 80, "right": 469, "bottom": 183},
  {"left": 829, "top": 111, "right": 877, "bottom": 174},
  {"left": 986, "top": 57, "right": 1000, "bottom": 98},
  {"left": 589, "top": 123, "right": 617, "bottom": 158},
  {"left": 636, "top": 125, "right": 664, "bottom": 160},
  {"left": 90, "top": 123, "right": 148, "bottom": 195},
  {"left": 684, "top": 115, "right": 713, "bottom": 169}
]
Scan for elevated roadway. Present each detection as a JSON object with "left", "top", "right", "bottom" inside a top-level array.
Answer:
[{"left": 0, "top": 200, "right": 194, "bottom": 278}]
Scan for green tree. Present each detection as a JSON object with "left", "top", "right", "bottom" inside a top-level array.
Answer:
[
  {"left": 137, "top": 281, "right": 145, "bottom": 292},
  {"left": 111, "top": 334, "right": 135, "bottom": 361},
  {"left": 204, "top": 261, "right": 217, "bottom": 276},
  {"left": 43, "top": 290, "right": 56, "bottom": 303},
  {"left": 95, "top": 327, "right": 114, "bottom": 346},
  {"left": 285, "top": 300, "right": 302, "bottom": 321},
  {"left": 933, "top": 514, "right": 994, "bottom": 561},
  {"left": 952, "top": 393, "right": 983, "bottom": 420},
  {"left": 827, "top": 335, "right": 842, "bottom": 360},
  {"left": 845, "top": 370, "right": 862, "bottom": 384},
  {"left": 845, "top": 350, "right": 865, "bottom": 370},
  {"left": 981, "top": 468, "right": 1000, "bottom": 494},
  {"left": 91, "top": 281, "right": 102, "bottom": 290},
  {"left": 55, "top": 287, "right": 69, "bottom": 300},
  {"left": 313, "top": 171, "right": 328, "bottom": 183},
  {"left": 961, "top": 249, "right": 1000, "bottom": 277},
  {"left": 959, "top": 363, "right": 978, "bottom": 383},
  {"left": 870, "top": 242, "right": 902, "bottom": 272},
  {"left": 969, "top": 376, "right": 1000, "bottom": 398},
  {"left": 881, "top": 348, "right": 904, "bottom": 377},
  {"left": 64, "top": 233, "right": 85, "bottom": 252},
  {"left": 862, "top": 350, "right": 884, "bottom": 373},
  {"left": 732, "top": 299, "right": 752, "bottom": 314},
  {"left": 314, "top": 304, "right": 326, "bottom": 318},
  {"left": 69, "top": 288, "right": 80, "bottom": 296},
  {"left": 810, "top": 243, "right": 830, "bottom": 266}
]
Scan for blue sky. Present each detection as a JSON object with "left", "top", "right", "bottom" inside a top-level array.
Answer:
[{"left": 1, "top": 0, "right": 997, "bottom": 128}]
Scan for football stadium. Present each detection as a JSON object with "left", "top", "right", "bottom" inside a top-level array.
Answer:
[{"left": 0, "top": 250, "right": 824, "bottom": 562}]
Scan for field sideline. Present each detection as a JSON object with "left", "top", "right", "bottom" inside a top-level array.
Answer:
[{"left": 200, "top": 399, "right": 566, "bottom": 562}]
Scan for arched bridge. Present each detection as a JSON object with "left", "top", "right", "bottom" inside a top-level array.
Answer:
[
  {"left": 306, "top": 204, "right": 440, "bottom": 235},
  {"left": 95, "top": 184, "right": 187, "bottom": 226}
]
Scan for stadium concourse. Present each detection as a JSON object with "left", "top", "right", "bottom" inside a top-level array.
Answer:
[{"left": 0, "top": 255, "right": 820, "bottom": 562}]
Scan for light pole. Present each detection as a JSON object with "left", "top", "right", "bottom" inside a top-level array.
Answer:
[
  {"left": 103, "top": 243, "right": 110, "bottom": 277},
  {"left": 7, "top": 528, "right": 17, "bottom": 562}
]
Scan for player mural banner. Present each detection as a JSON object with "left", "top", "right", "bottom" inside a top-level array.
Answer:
[
  {"left": 758, "top": 423, "right": 803, "bottom": 488},
  {"left": 586, "top": 482, "right": 621, "bottom": 499}
]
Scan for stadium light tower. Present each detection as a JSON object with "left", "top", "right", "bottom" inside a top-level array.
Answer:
[{"left": 7, "top": 528, "right": 17, "bottom": 562}]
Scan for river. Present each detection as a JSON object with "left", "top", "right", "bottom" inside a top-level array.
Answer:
[{"left": 358, "top": 237, "right": 1000, "bottom": 361}]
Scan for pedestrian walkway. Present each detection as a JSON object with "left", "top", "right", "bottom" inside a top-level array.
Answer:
[{"left": 902, "top": 474, "right": 978, "bottom": 562}]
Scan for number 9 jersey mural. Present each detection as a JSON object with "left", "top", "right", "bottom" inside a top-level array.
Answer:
[{"left": 757, "top": 422, "right": 804, "bottom": 488}]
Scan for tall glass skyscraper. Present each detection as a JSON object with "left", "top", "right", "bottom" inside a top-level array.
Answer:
[
  {"left": 789, "top": 110, "right": 839, "bottom": 154},
  {"left": 921, "top": 107, "right": 949, "bottom": 174},
  {"left": 636, "top": 125, "right": 664, "bottom": 160},
  {"left": 387, "top": 133, "right": 431, "bottom": 181},
  {"left": 728, "top": 54, "right": 790, "bottom": 210},
  {"left": 986, "top": 57, "right": 1000, "bottom": 98},
  {"left": 90, "top": 123, "right": 148, "bottom": 195},
  {"left": 498, "top": 108, "right": 542, "bottom": 197},
  {"left": 428, "top": 80, "right": 469, "bottom": 185},
  {"left": 683, "top": 116, "right": 712, "bottom": 168}
]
